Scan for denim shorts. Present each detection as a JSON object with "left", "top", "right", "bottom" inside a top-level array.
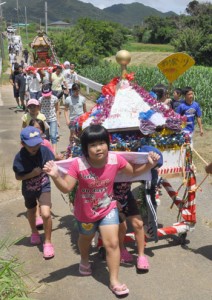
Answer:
[
  {"left": 47, "top": 120, "right": 58, "bottom": 144},
  {"left": 76, "top": 208, "right": 119, "bottom": 235}
]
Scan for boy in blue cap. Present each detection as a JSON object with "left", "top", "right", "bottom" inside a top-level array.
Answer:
[{"left": 13, "top": 126, "right": 55, "bottom": 259}]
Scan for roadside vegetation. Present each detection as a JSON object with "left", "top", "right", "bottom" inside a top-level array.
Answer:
[{"left": 0, "top": 238, "right": 29, "bottom": 299}]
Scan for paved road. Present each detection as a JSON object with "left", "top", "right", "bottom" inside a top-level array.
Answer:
[{"left": 0, "top": 83, "right": 212, "bottom": 300}]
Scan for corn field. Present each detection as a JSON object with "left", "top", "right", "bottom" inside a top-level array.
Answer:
[{"left": 80, "top": 63, "right": 212, "bottom": 125}]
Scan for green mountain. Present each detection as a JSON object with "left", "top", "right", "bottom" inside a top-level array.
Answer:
[
  {"left": 103, "top": 3, "right": 175, "bottom": 27},
  {"left": 3, "top": 0, "right": 176, "bottom": 27}
]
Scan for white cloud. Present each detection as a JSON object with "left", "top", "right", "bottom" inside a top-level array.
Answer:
[{"left": 81, "top": 0, "right": 212, "bottom": 14}]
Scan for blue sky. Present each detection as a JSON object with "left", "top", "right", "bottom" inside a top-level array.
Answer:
[{"left": 81, "top": 0, "right": 211, "bottom": 14}]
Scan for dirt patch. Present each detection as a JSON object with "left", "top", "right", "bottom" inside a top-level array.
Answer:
[
  {"left": 193, "top": 129, "right": 212, "bottom": 174},
  {"left": 106, "top": 51, "right": 173, "bottom": 66}
]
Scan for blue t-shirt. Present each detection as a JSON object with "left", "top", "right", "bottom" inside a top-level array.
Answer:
[
  {"left": 176, "top": 101, "right": 202, "bottom": 133},
  {"left": 13, "top": 145, "right": 54, "bottom": 197},
  {"left": 170, "top": 98, "right": 183, "bottom": 112}
]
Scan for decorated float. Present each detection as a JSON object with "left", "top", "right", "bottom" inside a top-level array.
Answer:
[
  {"left": 30, "top": 30, "right": 59, "bottom": 69},
  {"left": 79, "top": 51, "right": 199, "bottom": 246},
  {"left": 57, "top": 50, "right": 199, "bottom": 249}
]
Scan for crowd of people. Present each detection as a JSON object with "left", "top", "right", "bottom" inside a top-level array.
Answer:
[{"left": 9, "top": 47, "right": 207, "bottom": 297}]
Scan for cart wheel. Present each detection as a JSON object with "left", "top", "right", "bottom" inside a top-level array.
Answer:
[
  {"left": 178, "top": 233, "right": 187, "bottom": 245},
  {"left": 98, "top": 247, "right": 106, "bottom": 260}
]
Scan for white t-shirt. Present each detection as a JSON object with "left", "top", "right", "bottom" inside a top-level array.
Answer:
[
  {"left": 26, "top": 73, "right": 41, "bottom": 92},
  {"left": 39, "top": 95, "right": 58, "bottom": 122},
  {"left": 9, "top": 53, "right": 16, "bottom": 64},
  {"left": 65, "top": 94, "right": 85, "bottom": 121},
  {"left": 63, "top": 69, "right": 78, "bottom": 89}
]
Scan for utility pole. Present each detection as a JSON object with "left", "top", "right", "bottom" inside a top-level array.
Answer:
[
  {"left": 25, "top": 6, "right": 28, "bottom": 45},
  {"left": 0, "top": 0, "right": 6, "bottom": 60},
  {"left": 16, "top": 0, "right": 20, "bottom": 35},
  {"left": 45, "top": 1, "right": 48, "bottom": 34}
]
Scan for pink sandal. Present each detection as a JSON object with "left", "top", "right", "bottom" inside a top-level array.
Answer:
[
  {"left": 79, "top": 263, "right": 92, "bottom": 276},
  {"left": 110, "top": 284, "right": 129, "bottom": 296},
  {"left": 30, "top": 233, "right": 41, "bottom": 245},
  {"left": 43, "top": 243, "right": 55, "bottom": 259},
  {"left": 137, "top": 255, "right": 149, "bottom": 271}
]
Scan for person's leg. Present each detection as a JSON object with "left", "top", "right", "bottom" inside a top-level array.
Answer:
[
  {"left": 35, "top": 202, "right": 43, "bottom": 227},
  {"left": 13, "top": 87, "right": 20, "bottom": 107},
  {"left": 38, "top": 192, "right": 52, "bottom": 244},
  {"left": 39, "top": 192, "right": 54, "bottom": 258},
  {"left": 118, "top": 217, "right": 133, "bottom": 263},
  {"left": 36, "top": 91, "right": 42, "bottom": 100},
  {"left": 99, "top": 208, "right": 128, "bottom": 294},
  {"left": 100, "top": 223, "right": 120, "bottom": 286},
  {"left": 27, "top": 206, "right": 39, "bottom": 234},
  {"left": 128, "top": 214, "right": 149, "bottom": 270},
  {"left": 76, "top": 220, "right": 96, "bottom": 270},
  {"left": 40, "top": 205, "right": 52, "bottom": 244},
  {"left": 78, "top": 233, "right": 95, "bottom": 266},
  {"left": 25, "top": 196, "right": 41, "bottom": 244},
  {"left": 119, "top": 220, "right": 127, "bottom": 250},
  {"left": 49, "top": 120, "right": 58, "bottom": 154},
  {"left": 128, "top": 215, "right": 145, "bottom": 257},
  {"left": 15, "top": 97, "right": 20, "bottom": 107},
  {"left": 19, "top": 92, "right": 25, "bottom": 109}
]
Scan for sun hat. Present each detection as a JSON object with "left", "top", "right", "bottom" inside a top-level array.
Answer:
[
  {"left": 64, "top": 61, "right": 70, "bottom": 66},
  {"left": 27, "top": 99, "right": 40, "bottom": 106},
  {"left": 20, "top": 126, "right": 43, "bottom": 147},
  {"left": 42, "top": 83, "right": 52, "bottom": 97}
]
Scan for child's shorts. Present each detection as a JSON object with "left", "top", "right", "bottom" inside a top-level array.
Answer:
[
  {"left": 119, "top": 194, "right": 140, "bottom": 223},
  {"left": 24, "top": 192, "right": 51, "bottom": 209},
  {"left": 76, "top": 208, "right": 119, "bottom": 235}
]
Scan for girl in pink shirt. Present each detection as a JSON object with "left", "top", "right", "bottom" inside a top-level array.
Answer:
[{"left": 44, "top": 124, "right": 160, "bottom": 296}]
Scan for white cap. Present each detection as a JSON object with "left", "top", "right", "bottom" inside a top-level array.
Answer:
[{"left": 64, "top": 61, "right": 70, "bottom": 66}]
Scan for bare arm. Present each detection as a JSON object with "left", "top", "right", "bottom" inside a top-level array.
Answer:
[
  {"left": 55, "top": 102, "right": 60, "bottom": 127},
  {"left": 64, "top": 106, "right": 70, "bottom": 126},
  {"left": 15, "top": 167, "right": 42, "bottom": 181},
  {"left": 63, "top": 79, "right": 68, "bottom": 90},
  {"left": 22, "top": 121, "right": 27, "bottom": 128},
  {"left": 197, "top": 117, "right": 203, "bottom": 136},
  {"left": 43, "top": 160, "right": 77, "bottom": 193},
  {"left": 83, "top": 103, "right": 87, "bottom": 113}
]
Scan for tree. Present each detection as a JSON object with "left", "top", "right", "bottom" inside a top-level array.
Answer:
[
  {"left": 172, "top": 2, "right": 212, "bottom": 65},
  {"left": 49, "top": 18, "right": 129, "bottom": 67},
  {"left": 138, "top": 16, "right": 177, "bottom": 44},
  {"left": 186, "top": 1, "right": 200, "bottom": 15}
]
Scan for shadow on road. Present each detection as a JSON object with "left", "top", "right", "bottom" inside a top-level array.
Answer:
[{"left": 182, "top": 244, "right": 212, "bottom": 261}]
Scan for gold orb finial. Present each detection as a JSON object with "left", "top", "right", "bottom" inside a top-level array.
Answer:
[
  {"left": 116, "top": 50, "right": 131, "bottom": 66},
  {"left": 116, "top": 50, "right": 131, "bottom": 79}
]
